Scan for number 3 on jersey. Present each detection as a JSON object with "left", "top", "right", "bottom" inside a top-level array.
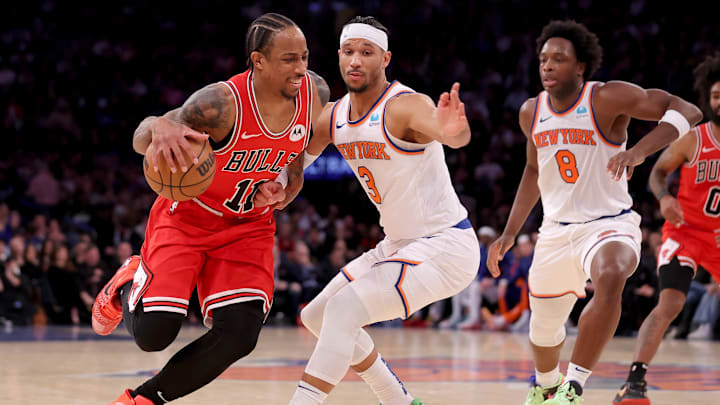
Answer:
[
  {"left": 358, "top": 166, "right": 382, "bottom": 204},
  {"left": 224, "top": 179, "right": 267, "bottom": 214},
  {"left": 555, "top": 150, "right": 579, "bottom": 183}
]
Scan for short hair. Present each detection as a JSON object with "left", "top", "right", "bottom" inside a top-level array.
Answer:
[
  {"left": 245, "top": 13, "right": 298, "bottom": 69},
  {"left": 536, "top": 20, "right": 603, "bottom": 80},
  {"left": 344, "top": 16, "right": 390, "bottom": 37},
  {"left": 693, "top": 51, "right": 720, "bottom": 117}
]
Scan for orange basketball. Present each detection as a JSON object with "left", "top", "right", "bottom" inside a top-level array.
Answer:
[{"left": 143, "top": 139, "right": 216, "bottom": 201}]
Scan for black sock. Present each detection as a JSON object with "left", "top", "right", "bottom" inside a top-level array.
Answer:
[{"left": 627, "top": 361, "right": 648, "bottom": 383}]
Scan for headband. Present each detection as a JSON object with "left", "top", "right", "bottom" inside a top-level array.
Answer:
[{"left": 340, "top": 23, "right": 388, "bottom": 51}]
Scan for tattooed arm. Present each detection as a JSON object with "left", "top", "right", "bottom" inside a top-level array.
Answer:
[{"left": 132, "top": 83, "right": 235, "bottom": 172}]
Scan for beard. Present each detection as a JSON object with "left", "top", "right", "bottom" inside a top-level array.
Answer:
[
  {"left": 712, "top": 108, "right": 720, "bottom": 126},
  {"left": 344, "top": 69, "right": 381, "bottom": 94},
  {"left": 346, "top": 82, "right": 369, "bottom": 93}
]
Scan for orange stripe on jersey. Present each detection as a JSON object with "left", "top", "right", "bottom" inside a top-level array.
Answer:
[
  {"left": 529, "top": 95, "right": 541, "bottom": 136},
  {"left": 347, "top": 81, "right": 400, "bottom": 127},
  {"left": 340, "top": 267, "right": 354, "bottom": 282},
  {"left": 395, "top": 263, "right": 411, "bottom": 319},
  {"left": 589, "top": 82, "right": 622, "bottom": 148},
  {"left": 329, "top": 101, "right": 341, "bottom": 145},
  {"left": 380, "top": 258, "right": 423, "bottom": 266},
  {"left": 547, "top": 82, "right": 588, "bottom": 117}
]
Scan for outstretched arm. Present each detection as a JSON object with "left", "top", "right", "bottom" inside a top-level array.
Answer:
[
  {"left": 386, "top": 82, "right": 471, "bottom": 148},
  {"left": 133, "top": 83, "right": 235, "bottom": 173},
  {"left": 487, "top": 99, "right": 541, "bottom": 278},
  {"left": 596, "top": 81, "right": 702, "bottom": 180},
  {"left": 649, "top": 133, "right": 696, "bottom": 226}
]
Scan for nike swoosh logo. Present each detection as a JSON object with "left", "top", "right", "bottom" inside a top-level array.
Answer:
[
  {"left": 539, "top": 116, "right": 552, "bottom": 123},
  {"left": 702, "top": 147, "right": 716, "bottom": 153},
  {"left": 335, "top": 122, "right": 346, "bottom": 129},
  {"left": 240, "top": 131, "right": 262, "bottom": 139}
]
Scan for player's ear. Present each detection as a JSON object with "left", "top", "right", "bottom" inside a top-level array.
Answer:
[
  {"left": 382, "top": 51, "right": 392, "bottom": 69},
  {"left": 576, "top": 61, "right": 586, "bottom": 78},
  {"left": 251, "top": 51, "right": 266, "bottom": 71}
]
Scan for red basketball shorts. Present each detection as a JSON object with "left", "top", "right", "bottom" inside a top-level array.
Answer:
[
  {"left": 133, "top": 197, "right": 275, "bottom": 327},
  {"left": 659, "top": 223, "right": 720, "bottom": 283}
]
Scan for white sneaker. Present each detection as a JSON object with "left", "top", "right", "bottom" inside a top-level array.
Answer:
[{"left": 688, "top": 323, "right": 712, "bottom": 340}]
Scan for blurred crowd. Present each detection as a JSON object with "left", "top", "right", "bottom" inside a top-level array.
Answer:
[{"left": 1, "top": 1, "right": 718, "bottom": 339}]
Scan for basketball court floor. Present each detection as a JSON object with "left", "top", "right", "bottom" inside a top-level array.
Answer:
[{"left": 1, "top": 325, "right": 718, "bottom": 404}]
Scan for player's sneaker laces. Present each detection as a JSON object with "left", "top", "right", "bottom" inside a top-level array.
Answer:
[
  {"left": 525, "top": 375, "right": 563, "bottom": 405},
  {"left": 542, "top": 380, "right": 583, "bottom": 404},
  {"left": 613, "top": 380, "right": 650, "bottom": 405},
  {"left": 91, "top": 255, "right": 140, "bottom": 335},
  {"left": 107, "top": 389, "right": 154, "bottom": 405}
]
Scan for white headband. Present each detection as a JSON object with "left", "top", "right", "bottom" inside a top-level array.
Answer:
[{"left": 340, "top": 23, "right": 388, "bottom": 51}]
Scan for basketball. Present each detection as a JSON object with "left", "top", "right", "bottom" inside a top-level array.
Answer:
[{"left": 143, "top": 139, "right": 216, "bottom": 201}]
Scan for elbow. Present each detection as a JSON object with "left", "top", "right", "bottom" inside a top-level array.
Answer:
[{"left": 689, "top": 105, "right": 703, "bottom": 126}]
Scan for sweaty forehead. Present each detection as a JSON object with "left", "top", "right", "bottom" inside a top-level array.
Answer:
[
  {"left": 541, "top": 37, "right": 576, "bottom": 57},
  {"left": 711, "top": 81, "right": 720, "bottom": 93}
]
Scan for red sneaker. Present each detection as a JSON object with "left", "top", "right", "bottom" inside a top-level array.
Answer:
[
  {"left": 92, "top": 255, "right": 141, "bottom": 335},
  {"left": 107, "top": 389, "right": 155, "bottom": 405}
]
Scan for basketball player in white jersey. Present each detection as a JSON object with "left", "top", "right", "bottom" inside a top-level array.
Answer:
[
  {"left": 486, "top": 21, "right": 702, "bottom": 404},
  {"left": 282, "top": 16, "right": 479, "bottom": 405}
]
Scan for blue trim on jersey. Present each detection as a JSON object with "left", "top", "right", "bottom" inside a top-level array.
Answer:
[
  {"left": 590, "top": 82, "right": 622, "bottom": 146},
  {"left": 558, "top": 208, "right": 632, "bottom": 226},
  {"left": 381, "top": 102, "right": 426, "bottom": 154},
  {"left": 453, "top": 218, "right": 472, "bottom": 229},
  {"left": 348, "top": 80, "right": 398, "bottom": 125},
  {"left": 529, "top": 93, "right": 541, "bottom": 135},
  {"left": 548, "top": 82, "right": 587, "bottom": 115},
  {"left": 329, "top": 100, "right": 341, "bottom": 144}
]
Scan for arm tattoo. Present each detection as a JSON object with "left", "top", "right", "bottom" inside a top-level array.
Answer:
[
  {"left": 179, "top": 85, "right": 232, "bottom": 134},
  {"left": 308, "top": 70, "right": 330, "bottom": 106}
]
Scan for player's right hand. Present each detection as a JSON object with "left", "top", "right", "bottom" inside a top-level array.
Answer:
[
  {"left": 254, "top": 181, "right": 286, "bottom": 209},
  {"left": 487, "top": 234, "right": 515, "bottom": 278},
  {"left": 659, "top": 195, "right": 684, "bottom": 226},
  {"left": 150, "top": 116, "right": 208, "bottom": 173}
]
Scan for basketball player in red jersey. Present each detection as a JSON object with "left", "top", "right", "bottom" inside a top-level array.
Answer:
[
  {"left": 614, "top": 52, "right": 720, "bottom": 405},
  {"left": 487, "top": 21, "right": 702, "bottom": 405},
  {"left": 90, "top": 13, "right": 328, "bottom": 405}
]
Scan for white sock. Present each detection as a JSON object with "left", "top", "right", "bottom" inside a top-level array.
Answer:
[
  {"left": 566, "top": 362, "right": 592, "bottom": 388},
  {"left": 535, "top": 365, "right": 562, "bottom": 388},
  {"left": 357, "top": 353, "right": 414, "bottom": 405},
  {"left": 288, "top": 381, "right": 328, "bottom": 405}
]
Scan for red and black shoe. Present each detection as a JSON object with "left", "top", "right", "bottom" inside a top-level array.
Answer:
[
  {"left": 613, "top": 380, "right": 650, "bottom": 405},
  {"left": 107, "top": 389, "right": 155, "bottom": 405},
  {"left": 91, "top": 255, "right": 140, "bottom": 335}
]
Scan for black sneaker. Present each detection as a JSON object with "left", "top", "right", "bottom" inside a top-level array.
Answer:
[{"left": 612, "top": 380, "right": 649, "bottom": 405}]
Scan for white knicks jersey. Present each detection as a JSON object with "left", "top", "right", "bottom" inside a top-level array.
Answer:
[
  {"left": 330, "top": 81, "right": 467, "bottom": 240},
  {"left": 531, "top": 81, "right": 632, "bottom": 223}
]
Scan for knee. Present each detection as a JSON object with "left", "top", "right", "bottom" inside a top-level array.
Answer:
[
  {"left": 593, "top": 265, "right": 631, "bottom": 296},
  {"left": 133, "top": 312, "right": 183, "bottom": 352},
  {"left": 529, "top": 311, "right": 566, "bottom": 347},
  {"left": 300, "top": 296, "right": 326, "bottom": 335},
  {"left": 657, "top": 292, "right": 686, "bottom": 319},
  {"left": 323, "top": 289, "right": 366, "bottom": 330},
  {"left": 211, "top": 302, "right": 264, "bottom": 359}
]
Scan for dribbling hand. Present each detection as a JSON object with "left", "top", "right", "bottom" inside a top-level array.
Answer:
[
  {"left": 659, "top": 195, "right": 684, "bottom": 226},
  {"left": 487, "top": 234, "right": 515, "bottom": 278},
  {"left": 436, "top": 82, "right": 468, "bottom": 137},
  {"left": 150, "top": 116, "right": 209, "bottom": 173},
  {"left": 254, "top": 181, "right": 286, "bottom": 209}
]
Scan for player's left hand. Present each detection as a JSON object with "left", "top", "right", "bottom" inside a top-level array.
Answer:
[
  {"left": 254, "top": 181, "right": 286, "bottom": 208},
  {"left": 607, "top": 149, "right": 644, "bottom": 181},
  {"left": 436, "top": 82, "right": 468, "bottom": 137}
]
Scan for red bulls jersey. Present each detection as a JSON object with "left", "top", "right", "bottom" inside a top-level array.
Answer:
[
  {"left": 674, "top": 122, "right": 720, "bottom": 232},
  {"left": 195, "top": 70, "right": 313, "bottom": 218}
]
